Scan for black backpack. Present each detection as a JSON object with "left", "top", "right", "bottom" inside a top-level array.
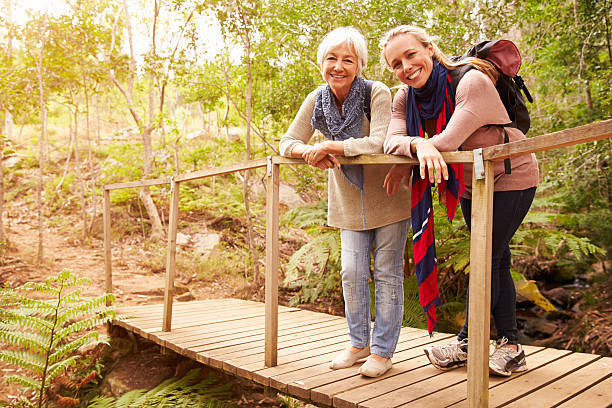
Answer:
[{"left": 449, "top": 40, "right": 533, "bottom": 173}]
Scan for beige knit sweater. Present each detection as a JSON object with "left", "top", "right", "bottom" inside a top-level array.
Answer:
[
  {"left": 279, "top": 81, "right": 411, "bottom": 231},
  {"left": 384, "top": 69, "right": 539, "bottom": 197}
]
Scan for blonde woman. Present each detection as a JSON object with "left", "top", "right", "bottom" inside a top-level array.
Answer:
[{"left": 380, "top": 25, "right": 539, "bottom": 376}]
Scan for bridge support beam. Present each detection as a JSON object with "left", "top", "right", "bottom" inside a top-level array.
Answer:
[
  {"left": 104, "top": 188, "right": 112, "bottom": 304},
  {"left": 467, "top": 158, "right": 494, "bottom": 407},
  {"left": 163, "top": 177, "right": 180, "bottom": 332},
  {"left": 265, "top": 157, "right": 280, "bottom": 367}
]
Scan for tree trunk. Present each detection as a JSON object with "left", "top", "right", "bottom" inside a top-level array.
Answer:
[
  {"left": 0, "top": 121, "right": 5, "bottom": 244},
  {"left": 95, "top": 94, "right": 101, "bottom": 145},
  {"left": 4, "top": 113, "right": 13, "bottom": 141},
  {"left": 141, "top": 126, "right": 164, "bottom": 239},
  {"left": 605, "top": 0, "right": 612, "bottom": 63},
  {"left": 110, "top": 0, "right": 163, "bottom": 239},
  {"left": 1, "top": 0, "right": 13, "bottom": 243},
  {"left": 83, "top": 75, "right": 97, "bottom": 234},
  {"left": 36, "top": 39, "right": 46, "bottom": 264},
  {"left": 573, "top": 0, "right": 593, "bottom": 110},
  {"left": 72, "top": 107, "right": 88, "bottom": 241},
  {"left": 240, "top": 9, "right": 259, "bottom": 282},
  {"left": 56, "top": 114, "right": 74, "bottom": 191},
  {"left": 42, "top": 109, "right": 49, "bottom": 163}
]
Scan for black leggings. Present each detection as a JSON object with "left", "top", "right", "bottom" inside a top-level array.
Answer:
[{"left": 457, "top": 187, "right": 536, "bottom": 344}]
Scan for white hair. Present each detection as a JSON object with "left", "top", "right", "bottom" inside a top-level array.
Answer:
[{"left": 316, "top": 27, "right": 368, "bottom": 76}]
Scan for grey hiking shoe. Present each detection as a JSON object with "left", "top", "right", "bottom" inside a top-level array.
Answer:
[
  {"left": 488, "top": 337, "right": 528, "bottom": 376},
  {"left": 423, "top": 339, "right": 468, "bottom": 371}
]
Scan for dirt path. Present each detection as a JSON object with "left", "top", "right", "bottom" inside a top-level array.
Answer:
[
  {"left": 3, "top": 221, "right": 162, "bottom": 303},
  {"left": 0, "top": 210, "right": 255, "bottom": 405}
]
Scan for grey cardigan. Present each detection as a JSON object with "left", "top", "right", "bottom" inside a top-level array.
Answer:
[{"left": 279, "top": 81, "right": 411, "bottom": 230}]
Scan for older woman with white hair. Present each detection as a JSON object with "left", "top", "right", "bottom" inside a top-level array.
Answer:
[{"left": 279, "top": 27, "right": 411, "bottom": 377}]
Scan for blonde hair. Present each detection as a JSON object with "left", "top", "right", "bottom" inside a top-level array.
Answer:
[
  {"left": 316, "top": 27, "right": 368, "bottom": 76},
  {"left": 379, "top": 25, "right": 498, "bottom": 84}
]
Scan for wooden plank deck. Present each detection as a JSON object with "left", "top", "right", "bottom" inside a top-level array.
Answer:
[{"left": 114, "top": 299, "right": 612, "bottom": 407}]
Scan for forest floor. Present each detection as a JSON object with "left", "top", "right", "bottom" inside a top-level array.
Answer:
[{"left": 0, "top": 203, "right": 321, "bottom": 407}]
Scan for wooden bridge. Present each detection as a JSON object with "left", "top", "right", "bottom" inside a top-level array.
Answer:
[{"left": 104, "top": 119, "right": 612, "bottom": 407}]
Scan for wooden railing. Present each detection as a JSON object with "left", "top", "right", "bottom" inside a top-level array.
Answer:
[{"left": 103, "top": 118, "right": 611, "bottom": 407}]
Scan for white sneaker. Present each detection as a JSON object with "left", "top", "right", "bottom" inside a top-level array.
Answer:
[
  {"left": 488, "top": 337, "right": 528, "bottom": 376},
  {"left": 423, "top": 339, "right": 468, "bottom": 371},
  {"left": 330, "top": 347, "right": 370, "bottom": 369}
]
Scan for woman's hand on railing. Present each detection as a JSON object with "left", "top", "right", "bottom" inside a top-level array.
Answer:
[
  {"left": 411, "top": 138, "right": 448, "bottom": 184},
  {"left": 302, "top": 143, "right": 341, "bottom": 169},
  {"left": 383, "top": 164, "right": 412, "bottom": 195}
]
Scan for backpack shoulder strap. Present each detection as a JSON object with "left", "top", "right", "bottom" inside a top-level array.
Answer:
[
  {"left": 448, "top": 64, "right": 474, "bottom": 93},
  {"left": 363, "top": 79, "right": 373, "bottom": 122}
]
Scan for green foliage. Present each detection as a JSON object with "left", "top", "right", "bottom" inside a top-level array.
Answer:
[
  {"left": 542, "top": 140, "right": 612, "bottom": 258},
  {"left": 44, "top": 173, "right": 78, "bottom": 214},
  {"left": 86, "top": 368, "right": 233, "bottom": 408},
  {"left": 516, "top": 0, "right": 611, "bottom": 133},
  {"left": 436, "top": 301, "right": 466, "bottom": 334},
  {"left": 512, "top": 191, "right": 605, "bottom": 271},
  {"left": 0, "top": 270, "right": 115, "bottom": 407},
  {"left": 99, "top": 143, "right": 144, "bottom": 187},
  {"left": 283, "top": 230, "right": 341, "bottom": 305},
  {"left": 282, "top": 201, "right": 341, "bottom": 305},
  {"left": 178, "top": 176, "right": 261, "bottom": 219},
  {"left": 282, "top": 200, "right": 328, "bottom": 230},
  {"left": 400, "top": 274, "right": 427, "bottom": 330},
  {"left": 432, "top": 197, "right": 471, "bottom": 294}
]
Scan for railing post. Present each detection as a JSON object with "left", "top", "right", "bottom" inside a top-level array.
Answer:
[
  {"left": 103, "top": 188, "right": 112, "bottom": 304},
  {"left": 265, "top": 156, "right": 279, "bottom": 367},
  {"left": 163, "top": 177, "right": 180, "bottom": 332},
  {"left": 467, "top": 151, "right": 494, "bottom": 407}
]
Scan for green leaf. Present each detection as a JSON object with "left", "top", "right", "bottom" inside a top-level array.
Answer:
[
  {"left": 5, "top": 374, "right": 42, "bottom": 392},
  {"left": 49, "top": 331, "right": 101, "bottom": 364},
  {"left": 0, "top": 328, "right": 50, "bottom": 354},
  {"left": 0, "top": 350, "right": 45, "bottom": 374},
  {"left": 47, "top": 355, "right": 79, "bottom": 381}
]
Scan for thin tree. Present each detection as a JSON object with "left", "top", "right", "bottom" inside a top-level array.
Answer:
[
  {"left": 215, "top": 0, "right": 261, "bottom": 282},
  {"left": 33, "top": 16, "right": 48, "bottom": 264},
  {"left": 573, "top": 0, "right": 593, "bottom": 110},
  {"left": 107, "top": 1, "right": 164, "bottom": 239},
  {"left": 0, "top": 0, "right": 14, "bottom": 244}
]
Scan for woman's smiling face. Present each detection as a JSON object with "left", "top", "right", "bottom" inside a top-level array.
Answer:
[
  {"left": 384, "top": 33, "right": 434, "bottom": 89},
  {"left": 322, "top": 42, "right": 359, "bottom": 101}
]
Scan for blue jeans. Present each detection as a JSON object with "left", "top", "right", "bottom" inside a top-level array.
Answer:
[
  {"left": 340, "top": 219, "right": 410, "bottom": 358},
  {"left": 457, "top": 187, "right": 536, "bottom": 344}
]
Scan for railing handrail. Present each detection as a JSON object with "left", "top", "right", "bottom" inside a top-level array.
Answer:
[
  {"left": 103, "top": 118, "right": 611, "bottom": 408},
  {"left": 103, "top": 118, "right": 611, "bottom": 191}
]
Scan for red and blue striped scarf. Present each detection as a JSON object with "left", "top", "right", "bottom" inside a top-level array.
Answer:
[{"left": 406, "top": 61, "right": 465, "bottom": 335}]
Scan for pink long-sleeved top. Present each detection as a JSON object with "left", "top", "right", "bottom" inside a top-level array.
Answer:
[{"left": 384, "top": 69, "right": 539, "bottom": 197}]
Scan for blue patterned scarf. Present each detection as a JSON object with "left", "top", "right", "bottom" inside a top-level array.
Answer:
[{"left": 311, "top": 77, "right": 368, "bottom": 192}]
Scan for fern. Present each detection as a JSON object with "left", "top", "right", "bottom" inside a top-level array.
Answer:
[
  {"left": 402, "top": 275, "right": 427, "bottom": 329},
  {"left": 5, "top": 374, "right": 42, "bottom": 390},
  {"left": 284, "top": 230, "right": 341, "bottom": 305},
  {"left": 86, "top": 369, "right": 234, "bottom": 408},
  {"left": 282, "top": 200, "right": 328, "bottom": 229},
  {"left": 0, "top": 350, "right": 46, "bottom": 374},
  {"left": 0, "top": 269, "right": 116, "bottom": 408},
  {"left": 0, "top": 326, "right": 50, "bottom": 354},
  {"left": 512, "top": 224, "right": 604, "bottom": 260}
]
